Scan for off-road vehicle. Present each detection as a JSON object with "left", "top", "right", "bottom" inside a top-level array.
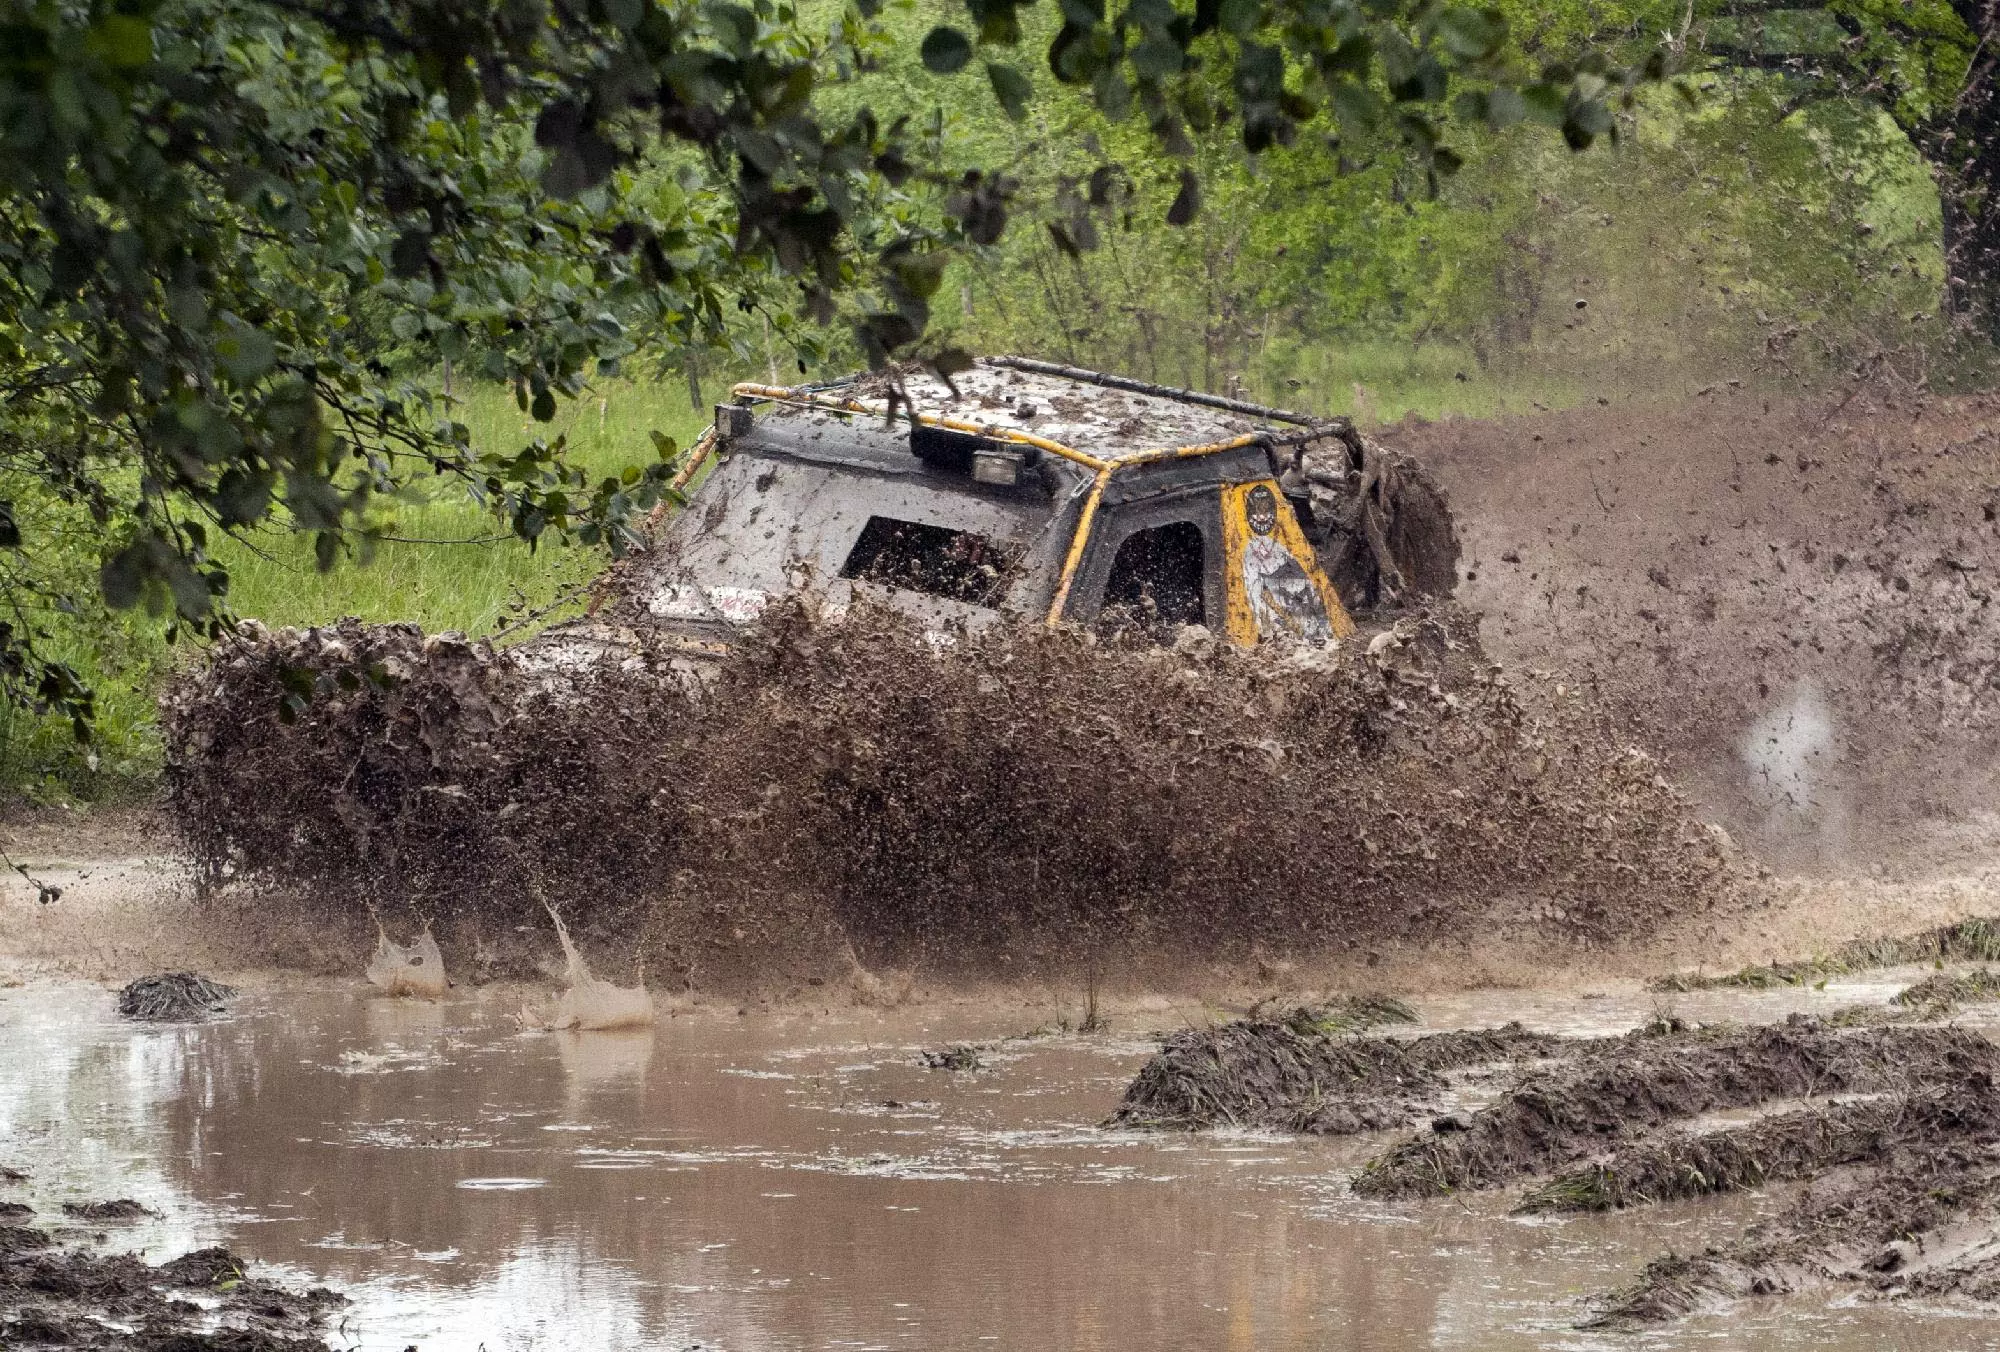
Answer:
[{"left": 568, "top": 355, "right": 1455, "bottom": 660}]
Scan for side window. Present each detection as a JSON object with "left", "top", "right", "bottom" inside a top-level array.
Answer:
[
  {"left": 839, "top": 515, "right": 1015, "bottom": 607},
  {"left": 1100, "top": 521, "right": 1206, "bottom": 632}
]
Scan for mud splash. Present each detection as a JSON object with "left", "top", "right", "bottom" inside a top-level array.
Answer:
[
  {"left": 161, "top": 602, "right": 1733, "bottom": 988},
  {"left": 1399, "top": 386, "right": 2000, "bottom": 872}
]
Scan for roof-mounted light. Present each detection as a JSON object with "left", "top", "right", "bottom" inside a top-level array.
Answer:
[{"left": 971, "top": 447, "right": 1027, "bottom": 486}]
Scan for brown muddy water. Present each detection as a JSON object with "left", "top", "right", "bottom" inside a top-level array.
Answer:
[{"left": 6, "top": 976, "right": 1999, "bottom": 1350}]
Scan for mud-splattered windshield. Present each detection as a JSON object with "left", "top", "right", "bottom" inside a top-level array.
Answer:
[{"left": 639, "top": 447, "right": 1057, "bottom": 628}]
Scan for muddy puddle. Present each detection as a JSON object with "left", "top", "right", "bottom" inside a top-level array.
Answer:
[{"left": 4, "top": 976, "right": 1997, "bottom": 1350}]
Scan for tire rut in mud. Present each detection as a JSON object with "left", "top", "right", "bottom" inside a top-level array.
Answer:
[
  {"left": 1108, "top": 1016, "right": 1571, "bottom": 1135},
  {"left": 1519, "top": 1078, "right": 2000, "bottom": 1213},
  {"left": 1350, "top": 1017, "right": 1999, "bottom": 1198},
  {"left": 1583, "top": 1142, "right": 2000, "bottom": 1328}
]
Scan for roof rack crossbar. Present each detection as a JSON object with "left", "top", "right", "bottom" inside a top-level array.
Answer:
[{"left": 986, "top": 355, "right": 1347, "bottom": 431}]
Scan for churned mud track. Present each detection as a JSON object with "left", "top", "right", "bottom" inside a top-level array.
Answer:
[
  {"left": 1584, "top": 1141, "right": 2000, "bottom": 1328},
  {"left": 1107, "top": 1011, "right": 1571, "bottom": 1135},
  {"left": 1519, "top": 1079, "right": 2000, "bottom": 1213},
  {"left": 1351, "top": 1018, "right": 1998, "bottom": 1198}
]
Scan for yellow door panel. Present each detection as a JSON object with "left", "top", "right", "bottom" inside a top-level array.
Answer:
[{"left": 1220, "top": 480, "right": 1356, "bottom": 646}]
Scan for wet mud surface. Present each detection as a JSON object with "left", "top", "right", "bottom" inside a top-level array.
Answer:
[
  {"left": 0, "top": 1239, "right": 343, "bottom": 1350},
  {"left": 10, "top": 972, "right": 2000, "bottom": 1350}
]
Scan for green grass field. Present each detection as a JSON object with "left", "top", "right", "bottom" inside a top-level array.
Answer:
[
  {"left": 221, "top": 377, "right": 715, "bottom": 636},
  {"left": 0, "top": 376, "right": 714, "bottom": 801}
]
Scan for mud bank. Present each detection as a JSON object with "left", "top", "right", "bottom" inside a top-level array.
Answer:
[
  {"left": 1522, "top": 1081, "right": 2000, "bottom": 1213},
  {"left": 1587, "top": 1139, "right": 2000, "bottom": 1327},
  {"left": 0, "top": 1234, "right": 343, "bottom": 1350},
  {"left": 1652, "top": 915, "right": 2000, "bottom": 990},
  {"left": 1353, "top": 1017, "right": 1996, "bottom": 1197},
  {"left": 1108, "top": 1014, "right": 1567, "bottom": 1134},
  {"left": 161, "top": 602, "right": 1733, "bottom": 987}
]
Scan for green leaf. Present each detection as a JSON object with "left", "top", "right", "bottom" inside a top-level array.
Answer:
[
  {"left": 1519, "top": 83, "right": 1568, "bottom": 126},
  {"left": 987, "top": 62, "right": 1033, "bottom": 119},
  {"left": 1129, "top": 33, "right": 1184, "bottom": 79},
  {"left": 89, "top": 15, "right": 156, "bottom": 67},
  {"left": 1485, "top": 86, "right": 1526, "bottom": 127},
  {"left": 101, "top": 544, "right": 147, "bottom": 611},
  {"left": 922, "top": 27, "right": 974, "bottom": 74},
  {"left": 532, "top": 388, "right": 558, "bottom": 421},
  {"left": 215, "top": 325, "right": 277, "bottom": 385},
  {"left": 389, "top": 230, "right": 432, "bottom": 278},
  {"left": 1217, "top": 0, "right": 1260, "bottom": 38},
  {"left": 1435, "top": 8, "right": 1505, "bottom": 61}
]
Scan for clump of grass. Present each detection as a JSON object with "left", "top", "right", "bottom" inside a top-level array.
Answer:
[
  {"left": 1281, "top": 994, "right": 1419, "bottom": 1037},
  {"left": 1649, "top": 918, "right": 2000, "bottom": 992}
]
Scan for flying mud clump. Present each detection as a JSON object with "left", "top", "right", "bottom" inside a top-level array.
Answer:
[{"left": 160, "top": 600, "right": 1733, "bottom": 985}]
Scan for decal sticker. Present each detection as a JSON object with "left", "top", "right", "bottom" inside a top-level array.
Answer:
[{"left": 1222, "top": 480, "right": 1354, "bottom": 645}]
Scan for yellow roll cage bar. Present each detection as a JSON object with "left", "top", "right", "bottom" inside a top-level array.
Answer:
[{"left": 716, "top": 381, "right": 1272, "bottom": 628}]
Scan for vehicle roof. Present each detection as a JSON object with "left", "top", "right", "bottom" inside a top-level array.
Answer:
[{"left": 791, "top": 357, "right": 1320, "bottom": 464}]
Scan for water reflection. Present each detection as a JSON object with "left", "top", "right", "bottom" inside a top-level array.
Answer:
[{"left": 0, "top": 981, "right": 1986, "bottom": 1350}]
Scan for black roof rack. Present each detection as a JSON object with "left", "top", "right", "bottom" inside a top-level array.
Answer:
[{"left": 985, "top": 355, "right": 1347, "bottom": 432}]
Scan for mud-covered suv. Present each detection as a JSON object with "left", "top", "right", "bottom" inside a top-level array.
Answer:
[{"left": 588, "top": 356, "right": 1453, "bottom": 657}]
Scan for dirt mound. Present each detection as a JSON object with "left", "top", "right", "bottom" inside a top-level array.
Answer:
[
  {"left": 116, "top": 973, "right": 235, "bottom": 1021},
  {"left": 1, "top": 1238, "right": 342, "bottom": 1349},
  {"left": 1521, "top": 1079, "right": 2000, "bottom": 1213},
  {"left": 1352, "top": 1017, "right": 1998, "bottom": 1197},
  {"left": 62, "top": 1199, "right": 154, "bottom": 1221},
  {"left": 161, "top": 602, "right": 1732, "bottom": 986},
  {"left": 0, "top": 1244, "right": 342, "bottom": 1348},
  {"left": 1108, "top": 1018, "right": 1568, "bottom": 1135},
  {"left": 1396, "top": 386, "right": 2000, "bottom": 872},
  {"left": 0, "top": 1226, "right": 49, "bottom": 1253}
]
